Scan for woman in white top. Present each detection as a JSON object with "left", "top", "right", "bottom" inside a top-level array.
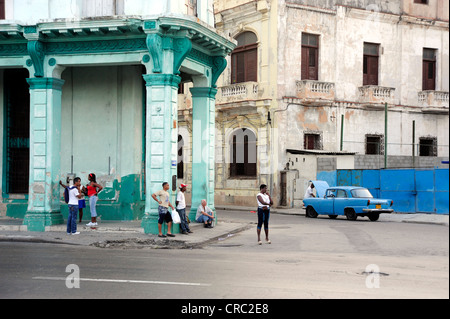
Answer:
[{"left": 256, "top": 184, "right": 273, "bottom": 245}]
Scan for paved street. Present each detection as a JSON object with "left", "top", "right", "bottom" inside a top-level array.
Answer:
[{"left": 0, "top": 211, "right": 448, "bottom": 300}]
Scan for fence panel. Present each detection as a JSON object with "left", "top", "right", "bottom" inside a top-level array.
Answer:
[
  {"left": 435, "top": 169, "right": 449, "bottom": 214},
  {"left": 329, "top": 168, "right": 449, "bottom": 214}
]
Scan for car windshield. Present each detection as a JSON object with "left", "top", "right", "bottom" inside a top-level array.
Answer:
[{"left": 351, "top": 188, "right": 373, "bottom": 198}]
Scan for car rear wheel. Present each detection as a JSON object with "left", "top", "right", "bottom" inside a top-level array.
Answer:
[
  {"left": 306, "top": 206, "right": 318, "bottom": 218},
  {"left": 345, "top": 209, "right": 357, "bottom": 221},
  {"left": 368, "top": 212, "right": 380, "bottom": 221}
]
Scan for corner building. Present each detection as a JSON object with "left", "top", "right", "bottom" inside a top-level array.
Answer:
[{"left": 0, "top": 0, "right": 235, "bottom": 232}]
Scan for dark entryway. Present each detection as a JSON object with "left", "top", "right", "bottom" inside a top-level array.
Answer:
[{"left": 3, "top": 69, "right": 30, "bottom": 194}]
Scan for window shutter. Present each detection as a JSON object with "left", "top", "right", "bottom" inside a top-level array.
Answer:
[
  {"left": 301, "top": 47, "right": 309, "bottom": 80},
  {"left": 423, "top": 60, "right": 436, "bottom": 90},
  {"left": 245, "top": 48, "right": 258, "bottom": 82},
  {"left": 0, "top": 0, "right": 5, "bottom": 19}
]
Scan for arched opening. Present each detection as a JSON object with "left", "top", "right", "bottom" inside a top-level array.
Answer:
[{"left": 230, "top": 128, "right": 257, "bottom": 178}]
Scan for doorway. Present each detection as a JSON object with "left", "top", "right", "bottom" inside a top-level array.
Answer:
[{"left": 3, "top": 69, "right": 30, "bottom": 194}]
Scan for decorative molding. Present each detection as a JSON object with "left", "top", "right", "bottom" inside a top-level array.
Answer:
[
  {"left": 211, "top": 56, "right": 227, "bottom": 88},
  {"left": 27, "top": 41, "right": 45, "bottom": 77},
  {"left": 146, "top": 33, "right": 163, "bottom": 73},
  {"left": 190, "top": 87, "right": 218, "bottom": 99},
  {"left": 173, "top": 37, "right": 192, "bottom": 75},
  {"left": 143, "top": 74, "right": 181, "bottom": 88},
  {"left": 27, "top": 77, "right": 65, "bottom": 91},
  {"left": 46, "top": 38, "right": 146, "bottom": 55}
]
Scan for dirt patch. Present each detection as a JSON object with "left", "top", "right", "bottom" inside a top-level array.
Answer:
[{"left": 90, "top": 238, "right": 198, "bottom": 250}]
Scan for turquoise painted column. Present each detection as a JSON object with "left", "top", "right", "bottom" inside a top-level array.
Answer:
[
  {"left": 141, "top": 74, "right": 181, "bottom": 235},
  {"left": 189, "top": 87, "right": 218, "bottom": 223},
  {"left": 23, "top": 78, "right": 65, "bottom": 231}
]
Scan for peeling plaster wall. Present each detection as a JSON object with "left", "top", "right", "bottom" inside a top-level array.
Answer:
[{"left": 59, "top": 65, "right": 145, "bottom": 220}]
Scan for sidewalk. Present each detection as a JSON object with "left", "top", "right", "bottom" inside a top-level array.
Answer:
[
  {"left": 0, "top": 216, "right": 252, "bottom": 249},
  {"left": 0, "top": 207, "right": 447, "bottom": 249}
]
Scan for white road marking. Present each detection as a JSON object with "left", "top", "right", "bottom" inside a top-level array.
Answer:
[{"left": 33, "top": 276, "right": 211, "bottom": 287}]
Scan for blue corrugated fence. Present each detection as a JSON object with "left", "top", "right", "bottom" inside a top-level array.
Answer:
[{"left": 317, "top": 168, "right": 449, "bottom": 214}]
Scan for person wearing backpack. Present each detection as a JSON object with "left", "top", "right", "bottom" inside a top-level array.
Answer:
[
  {"left": 64, "top": 177, "right": 83, "bottom": 235},
  {"left": 60, "top": 180, "right": 87, "bottom": 223}
]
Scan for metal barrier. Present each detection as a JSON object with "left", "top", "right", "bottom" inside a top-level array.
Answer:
[{"left": 317, "top": 168, "right": 449, "bottom": 214}]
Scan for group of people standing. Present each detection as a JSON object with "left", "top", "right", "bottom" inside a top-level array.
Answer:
[
  {"left": 61, "top": 175, "right": 275, "bottom": 245},
  {"left": 151, "top": 182, "right": 215, "bottom": 238},
  {"left": 60, "top": 173, "right": 103, "bottom": 235},
  {"left": 154, "top": 182, "right": 274, "bottom": 245}
]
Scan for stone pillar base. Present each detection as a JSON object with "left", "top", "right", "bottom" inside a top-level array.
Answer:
[
  {"left": 23, "top": 212, "right": 64, "bottom": 232},
  {"left": 141, "top": 214, "right": 180, "bottom": 235}
]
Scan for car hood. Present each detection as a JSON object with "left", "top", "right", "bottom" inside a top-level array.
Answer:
[{"left": 310, "top": 180, "right": 330, "bottom": 198}]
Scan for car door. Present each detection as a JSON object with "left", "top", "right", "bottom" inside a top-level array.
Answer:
[
  {"left": 318, "top": 189, "right": 336, "bottom": 214},
  {"left": 333, "top": 189, "right": 348, "bottom": 216}
]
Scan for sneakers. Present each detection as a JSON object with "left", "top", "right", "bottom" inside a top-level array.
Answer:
[
  {"left": 86, "top": 222, "right": 98, "bottom": 227},
  {"left": 72, "top": 232, "right": 80, "bottom": 235}
]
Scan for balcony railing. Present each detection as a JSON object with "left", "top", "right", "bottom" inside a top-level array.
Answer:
[
  {"left": 418, "top": 91, "right": 449, "bottom": 108},
  {"left": 359, "top": 86, "right": 395, "bottom": 106},
  {"left": 216, "top": 82, "right": 259, "bottom": 105},
  {"left": 296, "top": 80, "right": 335, "bottom": 106}
]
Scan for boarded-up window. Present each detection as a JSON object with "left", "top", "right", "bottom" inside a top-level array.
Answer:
[
  {"left": 363, "top": 43, "right": 379, "bottom": 86},
  {"left": 423, "top": 48, "right": 436, "bottom": 91},
  {"left": 0, "top": 0, "right": 5, "bottom": 19},
  {"left": 301, "top": 33, "right": 319, "bottom": 80},
  {"left": 231, "top": 32, "right": 258, "bottom": 84},
  {"left": 230, "top": 129, "right": 257, "bottom": 177}
]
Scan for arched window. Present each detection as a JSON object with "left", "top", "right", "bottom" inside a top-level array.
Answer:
[
  {"left": 231, "top": 32, "right": 258, "bottom": 84},
  {"left": 230, "top": 129, "right": 257, "bottom": 177}
]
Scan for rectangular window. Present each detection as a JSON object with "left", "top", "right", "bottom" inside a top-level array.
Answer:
[
  {"left": 0, "top": 0, "right": 5, "bottom": 19},
  {"left": 363, "top": 43, "right": 380, "bottom": 86},
  {"left": 231, "top": 45, "right": 257, "bottom": 84},
  {"left": 414, "top": 0, "right": 428, "bottom": 4},
  {"left": 419, "top": 137, "right": 437, "bottom": 157},
  {"left": 304, "top": 133, "right": 321, "bottom": 150},
  {"left": 301, "top": 33, "right": 319, "bottom": 81},
  {"left": 423, "top": 48, "right": 436, "bottom": 91},
  {"left": 366, "top": 135, "right": 384, "bottom": 155}
]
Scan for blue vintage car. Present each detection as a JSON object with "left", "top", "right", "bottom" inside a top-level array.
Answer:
[{"left": 303, "top": 181, "right": 394, "bottom": 221}]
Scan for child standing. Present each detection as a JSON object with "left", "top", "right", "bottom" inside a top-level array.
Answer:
[
  {"left": 86, "top": 173, "right": 103, "bottom": 227},
  {"left": 67, "top": 177, "right": 83, "bottom": 235}
]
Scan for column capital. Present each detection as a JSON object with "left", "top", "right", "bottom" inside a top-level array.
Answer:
[
  {"left": 27, "top": 77, "right": 65, "bottom": 91},
  {"left": 142, "top": 74, "right": 181, "bottom": 88},
  {"left": 190, "top": 87, "right": 218, "bottom": 99}
]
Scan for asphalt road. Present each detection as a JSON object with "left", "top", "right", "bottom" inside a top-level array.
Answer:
[{"left": 0, "top": 211, "right": 448, "bottom": 300}]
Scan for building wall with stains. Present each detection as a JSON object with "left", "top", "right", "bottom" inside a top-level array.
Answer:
[
  {"left": 210, "top": 0, "right": 448, "bottom": 208},
  {"left": 278, "top": 1, "right": 448, "bottom": 159}
]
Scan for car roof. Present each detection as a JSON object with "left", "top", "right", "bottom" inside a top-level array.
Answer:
[{"left": 310, "top": 181, "right": 366, "bottom": 197}]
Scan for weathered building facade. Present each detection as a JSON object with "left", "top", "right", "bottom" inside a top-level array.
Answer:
[
  {"left": 206, "top": 0, "right": 449, "bottom": 208},
  {"left": 0, "top": 0, "right": 235, "bottom": 232}
]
